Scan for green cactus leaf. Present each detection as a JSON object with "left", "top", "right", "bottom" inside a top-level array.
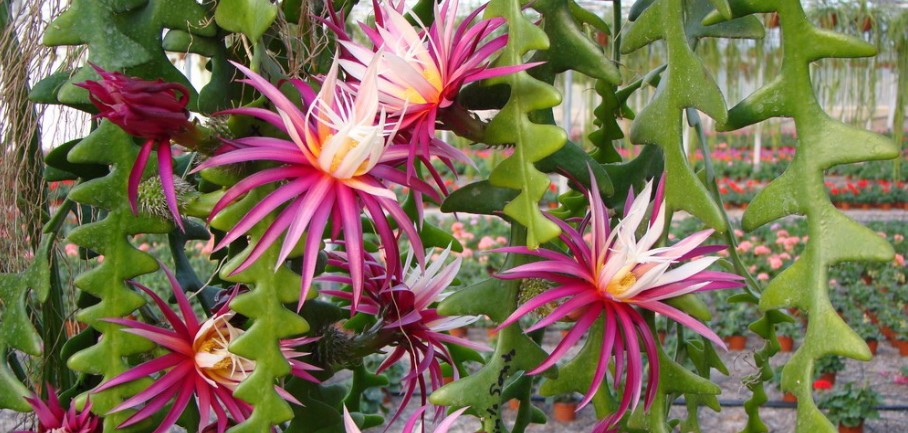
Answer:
[
  {"left": 0, "top": 238, "right": 52, "bottom": 411},
  {"left": 205, "top": 181, "right": 311, "bottom": 432},
  {"left": 42, "top": 0, "right": 213, "bottom": 109},
  {"left": 60, "top": 122, "right": 173, "bottom": 430},
  {"left": 162, "top": 30, "right": 219, "bottom": 57},
  {"left": 483, "top": 0, "right": 566, "bottom": 248},
  {"left": 718, "top": 1, "right": 899, "bottom": 431},
  {"left": 433, "top": 270, "right": 551, "bottom": 432},
  {"left": 214, "top": 0, "right": 279, "bottom": 43}
]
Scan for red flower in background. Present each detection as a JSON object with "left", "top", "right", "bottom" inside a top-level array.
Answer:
[
  {"left": 813, "top": 379, "right": 833, "bottom": 390},
  {"left": 16, "top": 385, "right": 101, "bottom": 433},
  {"left": 77, "top": 64, "right": 191, "bottom": 229}
]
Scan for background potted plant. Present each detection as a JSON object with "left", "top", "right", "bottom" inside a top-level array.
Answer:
[
  {"left": 843, "top": 306, "right": 882, "bottom": 355},
  {"left": 551, "top": 392, "right": 580, "bottom": 422},
  {"left": 815, "top": 355, "right": 846, "bottom": 386},
  {"left": 892, "top": 319, "right": 908, "bottom": 357},
  {"left": 713, "top": 302, "right": 752, "bottom": 351},
  {"left": 819, "top": 382, "right": 881, "bottom": 433},
  {"left": 776, "top": 321, "right": 800, "bottom": 352}
]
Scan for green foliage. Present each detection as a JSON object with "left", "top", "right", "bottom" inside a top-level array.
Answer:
[
  {"left": 483, "top": 0, "right": 565, "bottom": 248},
  {"left": 60, "top": 122, "right": 173, "bottom": 430},
  {"left": 214, "top": 0, "right": 278, "bottom": 43},
  {"left": 205, "top": 183, "right": 311, "bottom": 432},
  {"left": 41, "top": 0, "right": 214, "bottom": 109},
  {"left": 711, "top": 2, "right": 899, "bottom": 432},
  {"left": 818, "top": 382, "right": 881, "bottom": 428},
  {"left": 0, "top": 238, "right": 51, "bottom": 411},
  {"left": 622, "top": 0, "right": 754, "bottom": 232},
  {"left": 433, "top": 226, "right": 551, "bottom": 433}
]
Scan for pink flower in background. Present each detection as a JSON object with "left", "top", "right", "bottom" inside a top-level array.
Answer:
[
  {"left": 753, "top": 245, "right": 772, "bottom": 256},
  {"left": 77, "top": 64, "right": 191, "bottom": 229},
  {"left": 782, "top": 237, "right": 800, "bottom": 251},
  {"left": 757, "top": 273, "right": 769, "bottom": 281},
  {"left": 323, "top": 249, "right": 489, "bottom": 423},
  {"left": 478, "top": 236, "right": 497, "bottom": 250},
  {"left": 492, "top": 175, "right": 743, "bottom": 433},
  {"left": 94, "top": 266, "right": 318, "bottom": 433},
  {"left": 895, "top": 254, "right": 905, "bottom": 267},
  {"left": 769, "top": 255, "right": 784, "bottom": 270},
  {"left": 894, "top": 234, "right": 904, "bottom": 243},
  {"left": 197, "top": 55, "right": 440, "bottom": 309},
  {"left": 736, "top": 241, "right": 753, "bottom": 253},
  {"left": 16, "top": 386, "right": 100, "bottom": 433},
  {"left": 64, "top": 243, "right": 79, "bottom": 257}
]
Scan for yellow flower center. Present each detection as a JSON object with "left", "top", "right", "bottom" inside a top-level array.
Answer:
[
  {"left": 323, "top": 135, "right": 371, "bottom": 176},
  {"left": 604, "top": 268, "right": 637, "bottom": 297},
  {"left": 401, "top": 67, "right": 443, "bottom": 105},
  {"left": 193, "top": 315, "right": 254, "bottom": 389}
]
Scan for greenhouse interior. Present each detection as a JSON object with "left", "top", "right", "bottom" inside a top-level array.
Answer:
[{"left": 1, "top": 0, "right": 907, "bottom": 432}]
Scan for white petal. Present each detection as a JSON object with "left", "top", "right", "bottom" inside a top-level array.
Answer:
[{"left": 653, "top": 256, "right": 720, "bottom": 287}]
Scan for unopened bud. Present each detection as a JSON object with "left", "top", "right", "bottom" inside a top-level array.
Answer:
[{"left": 137, "top": 176, "right": 198, "bottom": 222}]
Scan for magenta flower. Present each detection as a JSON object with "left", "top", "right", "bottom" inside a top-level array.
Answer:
[
  {"left": 331, "top": 0, "right": 537, "bottom": 162},
  {"left": 77, "top": 64, "right": 191, "bottom": 229},
  {"left": 343, "top": 405, "right": 468, "bottom": 433},
  {"left": 93, "top": 266, "right": 318, "bottom": 433},
  {"left": 494, "top": 176, "right": 743, "bottom": 432},
  {"left": 196, "top": 54, "right": 446, "bottom": 310},
  {"left": 16, "top": 386, "right": 100, "bottom": 433},
  {"left": 323, "top": 248, "right": 489, "bottom": 422}
]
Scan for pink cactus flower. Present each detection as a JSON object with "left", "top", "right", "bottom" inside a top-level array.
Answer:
[
  {"left": 330, "top": 0, "right": 537, "bottom": 165},
  {"left": 322, "top": 248, "right": 490, "bottom": 423},
  {"left": 757, "top": 273, "right": 770, "bottom": 281},
  {"left": 492, "top": 175, "right": 743, "bottom": 432},
  {"left": 343, "top": 405, "right": 468, "bottom": 433},
  {"left": 16, "top": 386, "right": 100, "bottom": 433},
  {"left": 196, "top": 55, "right": 446, "bottom": 309},
  {"left": 896, "top": 254, "right": 905, "bottom": 267},
  {"left": 93, "top": 266, "right": 319, "bottom": 433},
  {"left": 77, "top": 64, "right": 191, "bottom": 229}
]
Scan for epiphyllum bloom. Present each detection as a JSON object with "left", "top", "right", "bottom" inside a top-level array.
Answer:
[
  {"left": 333, "top": 0, "right": 534, "bottom": 160},
  {"left": 323, "top": 248, "right": 489, "bottom": 421},
  {"left": 17, "top": 386, "right": 100, "bottom": 433},
  {"left": 94, "top": 267, "right": 319, "bottom": 433},
  {"left": 77, "top": 64, "right": 191, "bottom": 229},
  {"left": 343, "top": 405, "right": 468, "bottom": 433},
  {"left": 494, "top": 176, "right": 743, "bottom": 432},
  {"left": 197, "top": 55, "right": 442, "bottom": 310}
]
